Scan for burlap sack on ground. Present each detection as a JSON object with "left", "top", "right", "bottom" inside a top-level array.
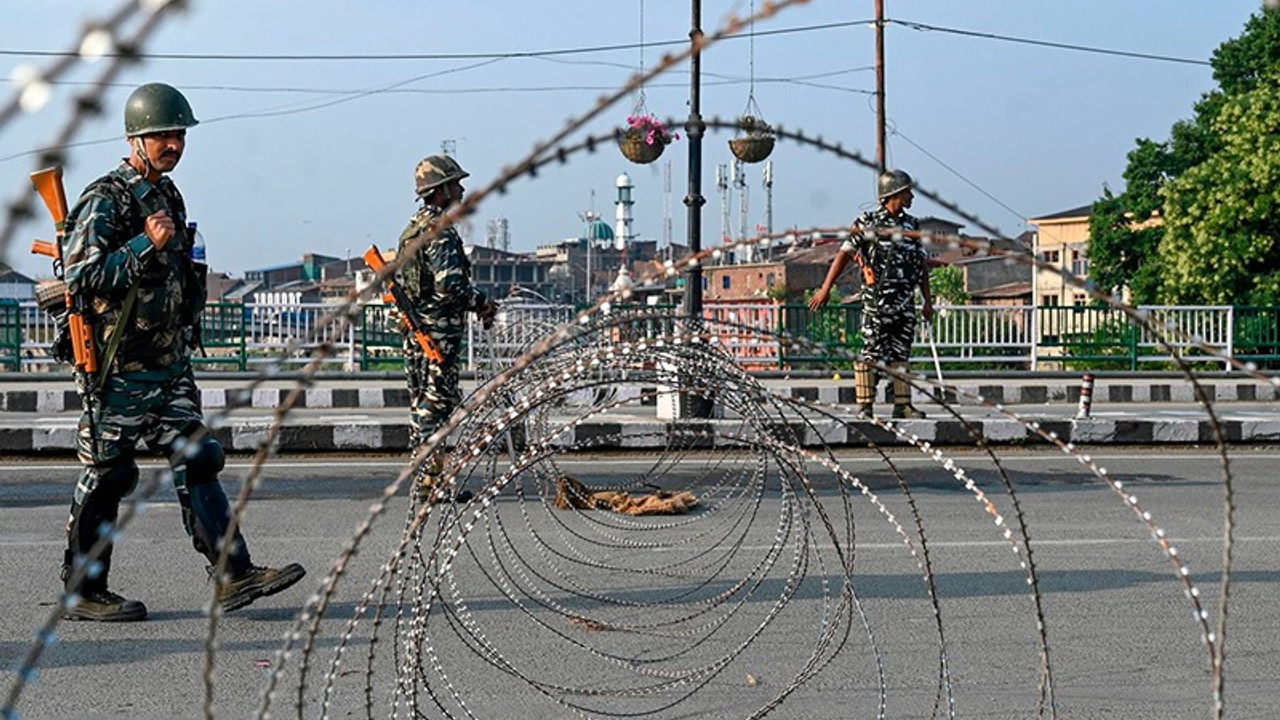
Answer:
[{"left": 554, "top": 475, "right": 698, "bottom": 515}]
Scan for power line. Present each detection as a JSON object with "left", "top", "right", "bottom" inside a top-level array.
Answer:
[
  {"left": 0, "top": 20, "right": 876, "bottom": 62},
  {"left": 32, "top": 66, "right": 876, "bottom": 97},
  {"left": 0, "top": 16, "right": 1212, "bottom": 67},
  {"left": 889, "top": 124, "right": 1027, "bottom": 227},
  {"left": 0, "top": 65, "right": 875, "bottom": 166},
  {"left": 894, "top": 19, "right": 1213, "bottom": 67}
]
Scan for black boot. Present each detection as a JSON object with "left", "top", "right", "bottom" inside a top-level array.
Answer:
[
  {"left": 214, "top": 563, "right": 307, "bottom": 612},
  {"left": 63, "top": 489, "right": 143, "bottom": 621},
  {"left": 62, "top": 586, "right": 147, "bottom": 622},
  {"left": 892, "top": 404, "right": 927, "bottom": 419}
]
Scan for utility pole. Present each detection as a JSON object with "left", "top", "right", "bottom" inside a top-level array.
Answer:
[
  {"left": 762, "top": 160, "right": 773, "bottom": 261},
  {"left": 874, "top": 0, "right": 886, "bottom": 173},
  {"left": 663, "top": 159, "right": 673, "bottom": 257},
  {"left": 735, "top": 159, "right": 749, "bottom": 263},
  {"left": 683, "top": 0, "right": 706, "bottom": 318},
  {"left": 716, "top": 163, "right": 730, "bottom": 261}
]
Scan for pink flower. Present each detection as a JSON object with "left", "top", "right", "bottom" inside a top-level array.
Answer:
[{"left": 625, "top": 114, "right": 679, "bottom": 146}]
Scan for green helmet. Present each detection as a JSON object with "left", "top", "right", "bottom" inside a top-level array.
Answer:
[
  {"left": 415, "top": 155, "right": 469, "bottom": 197},
  {"left": 124, "top": 83, "right": 198, "bottom": 137},
  {"left": 877, "top": 169, "right": 914, "bottom": 201}
]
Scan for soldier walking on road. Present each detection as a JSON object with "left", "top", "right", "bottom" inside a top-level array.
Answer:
[
  {"left": 396, "top": 155, "right": 496, "bottom": 503},
  {"left": 59, "top": 83, "right": 304, "bottom": 622},
  {"left": 809, "top": 169, "right": 934, "bottom": 419}
]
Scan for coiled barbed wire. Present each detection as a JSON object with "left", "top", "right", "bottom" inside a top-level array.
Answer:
[{"left": 2, "top": 0, "right": 1267, "bottom": 716}]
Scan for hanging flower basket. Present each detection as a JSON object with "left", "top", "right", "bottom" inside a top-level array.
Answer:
[
  {"left": 620, "top": 129, "right": 664, "bottom": 164},
  {"left": 729, "top": 115, "right": 774, "bottom": 164},
  {"left": 619, "top": 114, "right": 677, "bottom": 165}
]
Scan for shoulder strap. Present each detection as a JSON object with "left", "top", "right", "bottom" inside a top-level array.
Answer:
[
  {"left": 95, "top": 172, "right": 167, "bottom": 384},
  {"left": 98, "top": 283, "right": 141, "bottom": 385},
  {"left": 123, "top": 172, "right": 169, "bottom": 217}
]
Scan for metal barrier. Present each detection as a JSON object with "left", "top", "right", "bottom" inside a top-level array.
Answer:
[
  {"left": 0, "top": 300, "right": 21, "bottom": 371},
  {"left": 1037, "top": 305, "right": 1235, "bottom": 370},
  {"left": 7, "top": 300, "right": 1280, "bottom": 372}
]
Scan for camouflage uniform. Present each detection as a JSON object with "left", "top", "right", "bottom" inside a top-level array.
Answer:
[
  {"left": 842, "top": 206, "right": 926, "bottom": 364},
  {"left": 61, "top": 161, "right": 254, "bottom": 593},
  {"left": 397, "top": 203, "right": 489, "bottom": 449}
]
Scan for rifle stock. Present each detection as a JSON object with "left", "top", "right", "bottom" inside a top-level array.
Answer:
[
  {"left": 30, "top": 166, "right": 68, "bottom": 230},
  {"left": 363, "top": 245, "right": 444, "bottom": 364},
  {"left": 31, "top": 239, "right": 59, "bottom": 259},
  {"left": 29, "top": 166, "right": 98, "bottom": 375}
]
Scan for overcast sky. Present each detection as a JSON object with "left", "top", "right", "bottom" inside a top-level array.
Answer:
[{"left": 0, "top": 0, "right": 1266, "bottom": 280}]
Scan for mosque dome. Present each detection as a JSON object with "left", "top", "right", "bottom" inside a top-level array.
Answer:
[{"left": 583, "top": 217, "right": 615, "bottom": 242}]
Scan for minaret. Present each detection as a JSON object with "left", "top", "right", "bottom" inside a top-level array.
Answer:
[{"left": 614, "top": 172, "right": 634, "bottom": 252}]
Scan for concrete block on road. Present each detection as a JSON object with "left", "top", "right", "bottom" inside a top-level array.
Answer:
[
  {"left": 1069, "top": 419, "right": 1114, "bottom": 444},
  {"left": 982, "top": 419, "right": 1028, "bottom": 442},
  {"left": 1151, "top": 420, "right": 1201, "bottom": 443},
  {"left": 1239, "top": 419, "right": 1280, "bottom": 442},
  {"left": 232, "top": 423, "right": 273, "bottom": 452},
  {"left": 807, "top": 419, "right": 849, "bottom": 446},
  {"left": 334, "top": 422, "right": 382, "bottom": 449},
  {"left": 31, "top": 424, "right": 76, "bottom": 452}
]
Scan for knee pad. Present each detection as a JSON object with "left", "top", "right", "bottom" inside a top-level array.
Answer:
[
  {"left": 185, "top": 437, "right": 225, "bottom": 485},
  {"left": 96, "top": 460, "right": 140, "bottom": 500}
]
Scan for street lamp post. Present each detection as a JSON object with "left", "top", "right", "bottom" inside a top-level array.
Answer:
[
  {"left": 678, "top": 0, "right": 713, "bottom": 419},
  {"left": 683, "top": 0, "right": 705, "bottom": 318}
]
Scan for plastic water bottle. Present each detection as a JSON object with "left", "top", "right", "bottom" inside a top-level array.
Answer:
[{"left": 187, "top": 221, "right": 206, "bottom": 266}]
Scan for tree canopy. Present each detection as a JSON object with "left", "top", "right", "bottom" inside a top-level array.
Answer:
[
  {"left": 1088, "top": 8, "right": 1280, "bottom": 305},
  {"left": 1158, "top": 71, "right": 1280, "bottom": 304}
]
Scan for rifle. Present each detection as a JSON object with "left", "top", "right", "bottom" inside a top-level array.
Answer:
[
  {"left": 30, "top": 167, "right": 98, "bottom": 376},
  {"left": 363, "top": 245, "right": 444, "bottom": 364}
]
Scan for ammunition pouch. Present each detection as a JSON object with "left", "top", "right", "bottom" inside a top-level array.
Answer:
[{"left": 35, "top": 280, "right": 76, "bottom": 365}]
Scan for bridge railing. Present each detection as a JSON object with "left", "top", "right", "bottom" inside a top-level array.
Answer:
[{"left": 6, "top": 300, "right": 1277, "bottom": 372}]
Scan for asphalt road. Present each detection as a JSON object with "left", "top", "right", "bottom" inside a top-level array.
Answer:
[{"left": 2, "top": 449, "right": 1278, "bottom": 719}]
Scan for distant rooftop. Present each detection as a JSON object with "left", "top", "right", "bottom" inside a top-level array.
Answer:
[{"left": 1029, "top": 204, "right": 1093, "bottom": 223}]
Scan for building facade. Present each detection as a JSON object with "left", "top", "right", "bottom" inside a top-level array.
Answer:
[{"left": 1027, "top": 204, "right": 1092, "bottom": 308}]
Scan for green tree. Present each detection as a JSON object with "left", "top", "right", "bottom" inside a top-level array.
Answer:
[
  {"left": 929, "top": 264, "right": 969, "bottom": 305},
  {"left": 1087, "top": 139, "right": 1174, "bottom": 302},
  {"left": 1157, "top": 72, "right": 1280, "bottom": 304},
  {"left": 1089, "top": 8, "right": 1280, "bottom": 302}
]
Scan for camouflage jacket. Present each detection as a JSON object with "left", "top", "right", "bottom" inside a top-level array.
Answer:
[
  {"left": 841, "top": 205, "right": 926, "bottom": 311},
  {"left": 395, "top": 203, "right": 488, "bottom": 337},
  {"left": 63, "top": 161, "right": 204, "bottom": 373}
]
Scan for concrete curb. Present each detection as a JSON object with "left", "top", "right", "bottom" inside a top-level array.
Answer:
[
  {"left": 5, "top": 417, "right": 1280, "bottom": 455},
  {"left": 1, "top": 381, "right": 1277, "bottom": 413}
]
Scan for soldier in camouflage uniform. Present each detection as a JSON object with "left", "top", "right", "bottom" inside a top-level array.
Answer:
[
  {"left": 396, "top": 154, "right": 496, "bottom": 503},
  {"left": 809, "top": 169, "right": 934, "bottom": 419},
  {"left": 58, "top": 83, "right": 304, "bottom": 622}
]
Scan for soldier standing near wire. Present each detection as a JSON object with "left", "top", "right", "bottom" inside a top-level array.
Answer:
[
  {"left": 396, "top": 154, "right": 496, "bottom": 503},
  {"left": 58, "top": 83, "right": 304, "bottom": 622},
  {"left": 809, "top": 169, "right": 934, "bottom": 419}
]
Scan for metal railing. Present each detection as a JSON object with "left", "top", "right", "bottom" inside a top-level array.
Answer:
[{"left": 6, "top": 300, "right": 1278, "bottom": 372}]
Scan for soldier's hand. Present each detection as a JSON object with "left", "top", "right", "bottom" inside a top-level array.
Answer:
[
  {"left": 808, "top": 288, "right": 830, "bottom": 312},
  {"left": 479, "top": 298, "right": 498, "bottom": 329},
  {"left": 922, "top": 301, "right": 935, "bottom": 324},
  {"left": 144, "top": 210, "right": 175, "bottom": 250}
]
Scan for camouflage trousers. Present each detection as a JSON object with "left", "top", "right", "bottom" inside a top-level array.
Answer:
[
  {"left": 65, "top": 361, "right": 250, "bottom": 590},
  {"left": 404, "top": 332, "right": 463, "bottom": 450},
  {"left": 860, "top": 301, "right": 917, "bottom": 365}
]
